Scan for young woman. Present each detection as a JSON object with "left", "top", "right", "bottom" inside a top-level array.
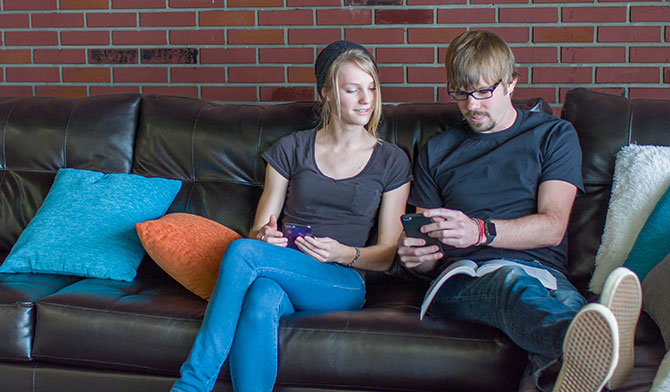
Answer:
[{"left": 171, "top": 40, "right": 412, "bottom": 392}]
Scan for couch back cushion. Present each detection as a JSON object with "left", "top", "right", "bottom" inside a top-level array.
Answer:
[
  {"left": 0, "top": 94, "right": 142, "bottom": 262},
  {"left": 562, "top": 88, "right": 670, "bottom": 291}
]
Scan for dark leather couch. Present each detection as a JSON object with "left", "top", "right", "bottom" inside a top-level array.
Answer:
[{"left": 0, "top": 88, "right": 666, "bottom": 392}]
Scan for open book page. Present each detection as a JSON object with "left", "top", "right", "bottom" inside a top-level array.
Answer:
[{"left": 419, "top": 259, "right": 558, "bottom": 320}]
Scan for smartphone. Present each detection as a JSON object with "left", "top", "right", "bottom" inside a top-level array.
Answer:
[
  {"left": 283, "top": 223, "right": 312, "bottom": 249},
  {"left": 401, "top": 214, "right": 443, "bottom": 249}
]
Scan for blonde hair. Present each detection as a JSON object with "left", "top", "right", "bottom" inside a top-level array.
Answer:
[
  {"left": 318, "top": 48, "right": 382, "bottom": 138},
  {"left": 445, "top": 30, "right": 519, "bottom": 91}
]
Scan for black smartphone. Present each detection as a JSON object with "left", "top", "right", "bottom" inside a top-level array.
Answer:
[
  {"left": 283, "top": 223, "right": 312, "bottom": 249},
  {"left": 401, "top": 213, "right": 443, "bottom": 249}
]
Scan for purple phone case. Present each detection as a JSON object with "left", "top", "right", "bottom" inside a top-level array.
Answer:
[{"left": 284, "top": 223, "right": 312, "bottom": 249}]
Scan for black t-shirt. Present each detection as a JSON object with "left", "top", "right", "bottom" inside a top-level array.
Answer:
[
  {"left": 410, "top": 109, "right": 583, "bottom": 274},
  {"left": 262, "top": 129, "right": 412, "bottom": 248}
]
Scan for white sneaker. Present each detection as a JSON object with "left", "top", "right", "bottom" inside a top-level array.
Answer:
[
  {"left": 600, "top": 267, "right": 642, "bottom": 390},
  {"left": 552, "top": 303, "right": 619, "bottom": 392}
]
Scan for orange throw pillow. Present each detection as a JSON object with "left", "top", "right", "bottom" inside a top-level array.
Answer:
[{"left": 136, "top": 213, "right": 243, "bottom": 300}]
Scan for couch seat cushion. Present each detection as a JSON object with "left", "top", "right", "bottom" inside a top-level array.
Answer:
[
  {"left": 32, "top": 276, "right": 525, "bottom": 392},
  {"left": 0, "top": 273, "right": 81, "bottom": 361}
]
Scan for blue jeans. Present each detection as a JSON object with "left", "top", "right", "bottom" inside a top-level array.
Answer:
[
  {"left": 172, "top": 239, "right": 366, "bottom": 392},
  {"left": 429, "top": 259, "right": 586, "bottom": 392}
]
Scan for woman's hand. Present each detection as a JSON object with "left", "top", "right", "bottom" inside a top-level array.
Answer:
[
  {"left": 256, "top": 215, "right": 288, "bottom": 247},
  {"left": 295, "top": 236, "right": 355, "bottom": 264}
]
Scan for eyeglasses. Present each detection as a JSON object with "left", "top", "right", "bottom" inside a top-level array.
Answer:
[{"left": 448, "top": 80, "right": 502, "bottom": 101}]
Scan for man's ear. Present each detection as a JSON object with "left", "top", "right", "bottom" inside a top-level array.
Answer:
[{"left": 507, "top": 77, "right": 518, "bottom": 96}]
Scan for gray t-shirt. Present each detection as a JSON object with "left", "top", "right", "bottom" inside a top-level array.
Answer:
[{"left": 262, "top": 129, "right": 412, "bottom": 247}]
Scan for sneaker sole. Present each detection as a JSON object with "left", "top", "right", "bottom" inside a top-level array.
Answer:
[
  {"left": 553, "top": 304, "right": 619, "bottom": 392},
  {"left": 600, "top": 267, "right": 642, "bottom": 390}
]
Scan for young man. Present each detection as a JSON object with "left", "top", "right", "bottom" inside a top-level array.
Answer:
[{"left": 398, "top": 30, "right": 642, "bottom": 392}]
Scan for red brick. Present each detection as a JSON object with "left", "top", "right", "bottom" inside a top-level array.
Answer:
[
  {"left": 562, "top": 7, "right": 626, "bottom": 23},
  {"left": 260, "top": 48, "right": 313, "bottom": 64},
  {"left": 533, "top": 67, "right": 592, "bottom": 84},
  {"left": 383, "top": 87, "right": 434, "bottom": 103},
  {"left": 345, "top": 28, "right": 404, "bottom": 44},
  {"left": 170, "top": 30, "right": 226, "bottom": 45},
  {"left": 597, "top": 67, "right": 659, "bottom": 83},
  {"left": 60, "top": 0, "right": 109, "bottom": 9},
  {"left": 228, "top": 29, "right": 284, "bottom": 45},
  {"left": 535, "top": 0, "right": 590, "bottom": 3},
  {"left": 288, "top": 0, "right": 340, "bottom": 5},
  {"left": 0, "top": 14, "right": 30, "bottom": 28},
  {"left": 600, "top": 0, "right": 654, "bottom": 3},
  {"left": 288, "top": 29, "right": 341, "bottom": 44},
  {"left": 32, "top": 12, "right": 84, "bottom": 28},
  {"left": 666, "top": 68, "right": 670, "bottom": 83},
  {"left": 0, "top": 86, "right": 34, "bottom": 96},
  {"left": 437, "top": 8, "right": 495, "bottom": 24},
  {"left": 4, "top": 0, "right": 57, "bottom": 10},
  {"left": 171, "top": 67, "right": 227, "bottom": 83},
  {"left": 113, "top": 30, "right": 167, "bottom": 45},
  {"left": 346, "top": 0, "right": 401, "bottom": 4},
  {"left": 484, "top": 27, "right": 530, "bottom": 43},
  {"left": 228, "top": 0, "right": 283, "bottom": 6},
  {"left": 87, "top": 13, "right": 136, "bottom": 27},
  {"left": 61, "top": 31, "right": 110, "bottom": 45},
  {"left": 141, "top": 48, "right": 198, "bottom": 64},
  {"left": 114, "top": 67, "right": 169, "bottom": 83},
  {"left": 113, "top": 0, "right": 166, "bottom": 9},
  {"left": 35, "top": 49, "right": 87, "bottom": 64},
  {"left": 513, "top": 47, "right": 558, "bottom": 64},
  {"left": 534, "top": 27, "right": 593, "bottom": 43},
  {"left": 35, "top": 85, "right": 88, "bottom": 98},
  {"left": 141, "top": 12, "right": 195, "bottom": 27},
  {"left": 598, "top": 26, "right": 661, "bottom": 43},
  {"left": 0, "top": 71, "right": 3, "bottom": 83},
  {"left": 288, "top": 67, "right": 315, "bottom": 83},
  {"left": 473, "top": 0, "right": 524, "bottom": 3},
  {"left": 7, "top": 67, "right": 60, "bottom": 82},
  {"left": 629, "top": 88, "right": 670, "bottom": 100},
  {"left": 0, "top": 50, "right": 31, "bottom": 64},
  {"left": 169, "top": 0, "right": 226, "bottom": 7},
  {"left": 317, "top": 9, "right": 372, "bottom": 25},
  {"left": 409, "top": 28, "right": 465, "bottom": 44},
  {"left": 200, "top": 11, "right": 254, "bottom": 26},
  {"left": 632, "top": 6, "right": 670, "bottom": 22},
  {"left": 379, "top": 66, "right": 404, "bottom": 84},
  {"left": 376, "top": 9, "right": 433, "bottom": 24},
  {"left": 142, "top": 86, "right": 199, "bottom": 98},
  {"left": 260, "top": 10, "right": 313, "bottom": 26},
  {"left": 500, "top": 7, "right": 557, "bottom": 23},
  {"left": 376, "top": 48, "right": 434, "bottom": 64},
  {"left": 89, "top": 49, "right": 138, "bottom": 64},
  {"left": 260, "top": 86, "right": 314, "bottom": 101},
  {"left": 516, "top": 67, "right": 529, "bottom": 84},
  {"left": 91, "top": 85, "right": 140, "bottom": 95},
  {"left": 63, "top": 67, "right": 111, "bottom": 83},
  {"left": 5, "top": 31, "right": 59, "bottom": 46},
  {"left": 229, "top": 67, "right": 285, "bottom": 83},
  {"left": 562, "top": 46, "right": 625, "bottom": 63},
  {"left": 512, "top": 87, "right": 556, "bottom": 103},
  {"left": 408, "top": 0, "right": 465, "bottom": 4},
  {"left": 667, "top": 27, "right": 670, "bottom": 42},
  {"left": 200, "top": 48, "right": 256, "bottom": 64},
  {"left": 408, "top": 66, "right": 446, "bottom": 84},
  {"left": 202, "top": 86, "right": 258, "bottom": 102},
  {"left": 630, "top": 47, "right": 670, "bottom": 63}
]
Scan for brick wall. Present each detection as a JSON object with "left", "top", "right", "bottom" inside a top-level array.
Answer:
[{"left": 0, "top": 0, "right": 668, "bottom": 112}]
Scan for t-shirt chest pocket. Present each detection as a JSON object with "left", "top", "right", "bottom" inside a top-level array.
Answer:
[{"left": 352, "top": 184, "right": 381, "bottom": 216}]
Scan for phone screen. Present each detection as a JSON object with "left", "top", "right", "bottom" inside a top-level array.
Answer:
[{"left": 283, "top": 223, "right": 312, "bottom": 249}]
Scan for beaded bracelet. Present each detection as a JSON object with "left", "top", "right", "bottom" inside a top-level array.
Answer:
[{"left": 346, "top": 246, "right": 360, "bottom": 267}]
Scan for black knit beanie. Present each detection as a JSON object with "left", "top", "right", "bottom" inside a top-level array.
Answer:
[{"left": 315, "top": 40, "right": 369, "bottom": 96}]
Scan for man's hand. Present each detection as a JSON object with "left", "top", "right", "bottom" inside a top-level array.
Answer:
[
  {"left": 397, "top": 233, "right": 442, "bottom": 273},
  {"left": 421, "top": 208, "right": 480, "bottom": 248}
]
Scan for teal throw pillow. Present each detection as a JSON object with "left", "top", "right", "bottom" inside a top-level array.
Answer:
[
  {"left": 624, "top": 184, "right": 670, "bottom": 282},
  {"left": 0, "top": 168, "right": 181, "bottom": 281}
]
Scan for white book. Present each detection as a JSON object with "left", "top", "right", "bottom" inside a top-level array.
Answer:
[{"left": 420, "top": 259, "right": 558, "bottom": 320}]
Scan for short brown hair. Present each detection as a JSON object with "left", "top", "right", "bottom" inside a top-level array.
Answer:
[{"left": 445, "top": 30, "right": 519, "bottom": 90}]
